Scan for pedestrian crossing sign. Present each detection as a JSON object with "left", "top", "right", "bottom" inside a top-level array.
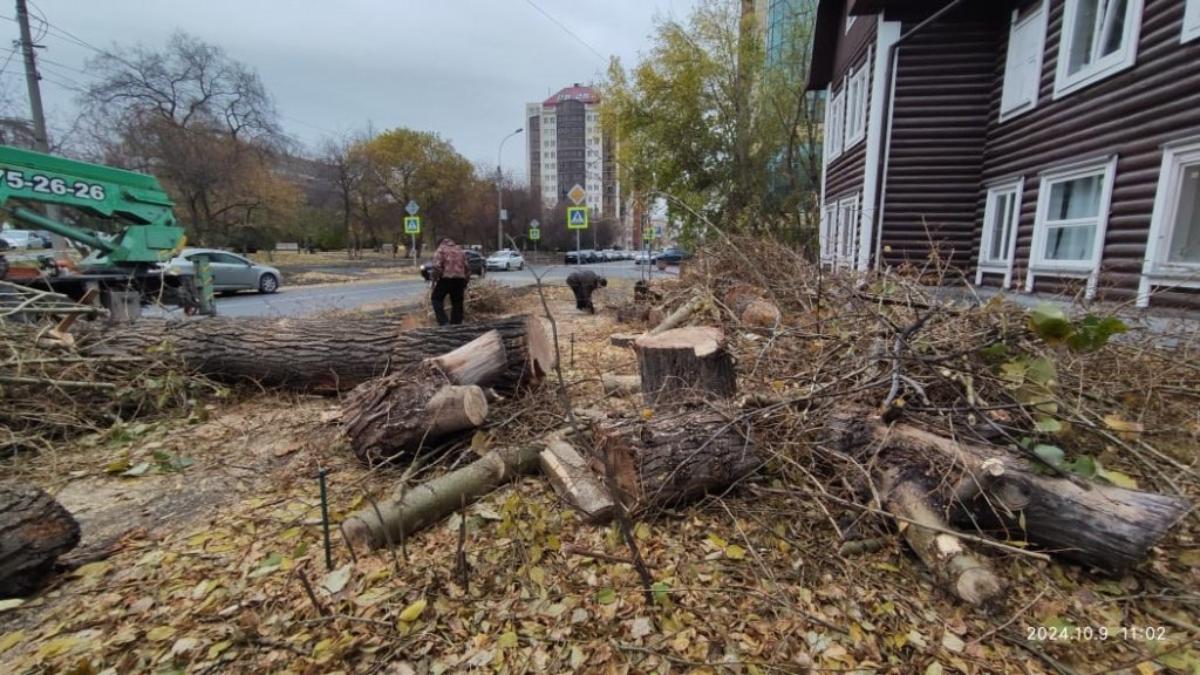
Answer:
[
  {"left": 567, "top": 206, "right": 588, "bottom": 230},
  {"left": 404, "top": 216, "right": 421, "bottom": 234}
]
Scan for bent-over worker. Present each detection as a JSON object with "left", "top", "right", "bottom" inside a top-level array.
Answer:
[
  {"left": 566, "top": 269, "right": 607, "bottom": 314},
  {"left": 430, "top": 237, "right": 470, "bottom": 325}
]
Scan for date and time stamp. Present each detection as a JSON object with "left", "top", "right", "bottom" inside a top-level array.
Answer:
[{"left": 1025, "top": 625, "right": 1170, "bottom": 642}]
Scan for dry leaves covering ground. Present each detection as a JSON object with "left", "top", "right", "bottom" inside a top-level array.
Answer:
[{"left": 1, "top": 260, "right": 1198, "bottom": 674}]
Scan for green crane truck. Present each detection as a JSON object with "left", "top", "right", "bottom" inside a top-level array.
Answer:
[{"left": 0, "top": 144, "right": 204, "bottom": 315}]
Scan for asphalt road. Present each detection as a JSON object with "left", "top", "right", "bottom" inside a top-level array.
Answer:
[{"left": 180, "top": 261, "right": 670, "bottom": 318}]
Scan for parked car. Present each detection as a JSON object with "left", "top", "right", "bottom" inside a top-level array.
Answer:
[
  {"left": 166, "top": 248, "right": 283, "bottom": 294},
  {"left": 655, "top": 247, "right": 692, "bottom": 265},
  {"left": 486, "top": 249, "right": 525, "bottom": 271},
  {"left": 0, "top": 229, "right": 50, "bottom": 249},
  {"left": 419, "top": 250, "right": 487, "bottom": 280},
  {"left": 564, "top": 249, "right": 598, "bottom": 264},
  {"left": 634, "top": 250, "right": 652, "bottom": 265}
]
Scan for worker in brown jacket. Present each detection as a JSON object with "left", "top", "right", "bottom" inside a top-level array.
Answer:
[
  {"left": 430, "top": 238, "right": 470, "bottom": 325},
  {"left": 566, "top": 269, "right": 607, "bottom": 314}
]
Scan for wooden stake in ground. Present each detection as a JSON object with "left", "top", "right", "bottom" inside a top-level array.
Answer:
[
  {"left": 0, "top": 484, "right": 81, "bottom": 597},
  {"left": 634, "top": 327, "right": 736, "bottom": 406},
  {"left": 89, "top": 314, "right": 553, "bottom": 394},
  {"left": 593, "top": 408, "right": 760, "bottom": 513},
  {"left": 341, "top": 444, "right": 542, "bottom": 550}
]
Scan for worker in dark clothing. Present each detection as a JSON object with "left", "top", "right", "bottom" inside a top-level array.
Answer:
[
  {"left": 430, "top": 237, "right": 470, "bottom": 325},
  {"left": 566, "top": 269, "right": 607, "bottom": 314}
]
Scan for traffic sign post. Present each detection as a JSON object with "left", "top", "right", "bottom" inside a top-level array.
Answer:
[
  {"left": 528, "top": 219, "right": 541, "bottom": 259},
  {"left": 404, "top": 215, "right": 421, "bottom": 265},
  {"left": 566, "top": 206, "right": 588, "bottom": 266}
]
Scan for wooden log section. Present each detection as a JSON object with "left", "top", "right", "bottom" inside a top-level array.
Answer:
[
  {"left": 635, "top": 327, "right": 736, "bottom": 406},
  {"left": 722, "top": 284, "right": 781, "bottom": 329},
  {"left": 87, "top": 314, "right": 553, "bottom": 394},
  {"left": 1, "top": 484, "right": 81, "bottom": 597},
  {"left": 883, "top": 472, "right": 1004, "bottom": 606},
  {"left": 593, "top": 408, "right": 760, "bottom": 513},
  {"left": 342, "top": 444, "right": 542, "bottom": 550},
  {"left": 341, "top": 365, "right": 488, "bottom": 466},
  {"left": 540, "top": 436, "right": 615, "bottom": 522},
  {"left": 827, "top": 411, "right": 1191, "bottom": 573},
  {"left": 601, "top": 374, "right": 641, "bottom": 397}
]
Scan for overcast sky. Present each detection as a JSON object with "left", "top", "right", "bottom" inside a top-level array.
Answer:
[{"left": 2, "top": 0, "right": 698, "bottom": 178}]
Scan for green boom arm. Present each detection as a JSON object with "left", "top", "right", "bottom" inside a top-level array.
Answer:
[{"left": 0, "top": 145, "right": 185, "bottom": 265}]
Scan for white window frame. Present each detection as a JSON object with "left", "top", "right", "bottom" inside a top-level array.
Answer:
[
  {"left": 834, "top": 193, "right": 860, "bottom": 269},
  {"left": 1054, "top": 0, "right": 1143, "bottom": 99},
  {"left": 1185, "top": 0, "right": 1200, "bottom": 43},
  {"left": 1025, "top": 156, "right": 1117, "bottom": 298},
  {"left": 999, "top": 1, "right": 1047, "bottom": 122},
  {"left": 976, "top": 178, "right": 1025, "bottom": 288},
  {"left": 820, "top": 204, "right": 838, "bottom": 261},
  {"left": 1138, "top": 138, "right": 1200, "bottom": 306},
  {"left": 845, "top": 61, "right": 869, "bottom": 148},
  {"left": 826, "top": 87, "right": 846, "bottom": 160},
  {"left": 846, "top": 15, "right": 857, "bottom": 33}
]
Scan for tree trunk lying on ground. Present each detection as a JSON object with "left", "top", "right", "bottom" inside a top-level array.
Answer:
[
  {"left": 341, "top": 331, "right": 510, "bottom": 465},
  {"left": 649, "top": 294, "right": 708, "bottom": 336},
  {"left": 635, "top": 327, "right": 736, "bottom": 406},
  {"left": 593, "top": 408, "right": 760, "bottom": 513},
  {"left": 0, "top": 484, "right": 80, "bottom": 597},
  {"left": 722, "top": 284, "right": 781, "bottom": 329},
  {"left": 601, "top": 374, "right": 641, "bottom": 397},
  {"left": 88, "top": 314, "right": 553, "bottom": 393},
  {"left": 341, "top": 444, "right": 543, "bottom": 551},
  {"left": 826, "top": 411, "right": 1191, "bottom": 574}
]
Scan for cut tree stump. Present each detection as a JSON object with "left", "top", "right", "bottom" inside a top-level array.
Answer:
[
  {"left": 593, "top": 408, "right": 760, "bottom": 513},
  {"left": 88, "top": 314, "right": 553, "bottom": 394},
  {"left": 722, "top": 284, "right": 781, "bottom": 329},
  {"left": 634, "top": 327, "right": 736, "bottom": 406},
  {"left": 341, "top": 364, "right": 488, "bottom": 466},
  {"left": 1, "top": 484, "right": 81, "bottom": 597},
  {"left": 540, "top": 436, "right": 615, "bottom": 522},
  {"left": 342, "top": 444, "right": 542, "bottom": 550},
  {"left": 826, "top": 411, "right": 1191, "bottom": 573}
]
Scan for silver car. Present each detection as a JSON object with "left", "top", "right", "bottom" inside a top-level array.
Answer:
[{"left": 167, "top": 248, "right": 282, "bottom": 294}]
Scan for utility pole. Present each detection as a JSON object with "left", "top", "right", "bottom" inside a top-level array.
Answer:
[
  {"left": 16, "top": 0, "right": 49, "bottom": 153},
  {"left": 496, "top": 127, "right": 522, "bottom": 252}
]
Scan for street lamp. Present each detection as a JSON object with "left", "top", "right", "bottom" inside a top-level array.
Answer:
[{"left": 497, "top": 127, "right": 523, "bottom": 252}]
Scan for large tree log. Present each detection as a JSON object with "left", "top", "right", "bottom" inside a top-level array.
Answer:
[
  {"left": 827, "top": 412, "right": 1191, "bottom": 572},
  {"left": 1, "top": 484, "right": 80, "bottom": 597},
  {"left": 635, "top": 327, "right": 736, "bottom": 406},
  {"left": 593, "top": 408, "right": 760, "bottom": 513},
  {"left": 341, "top": 444, "right": 542, "bottom": 550},
  {"left": 87, "top": 314, "right": 553, "bottom": 393},
  {"left": 648, "top": 294, "right": 707, "bottom": 335},
  {"left": 341, "top": 364, "right": 488, "bottom": 466}
]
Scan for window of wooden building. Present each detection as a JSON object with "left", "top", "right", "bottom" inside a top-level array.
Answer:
[
  {"left": 846, "top": 62, "right": 869, "bottom": 147},
  {"left": 1140, "top": 139, "right": 1200, "bottom": 305},
  {"left": 1054, "top": 0, "right": 1143, "bottom": 98},
  {"left": 976, "top": 179, "right": 1024, "bottom": 288},
  {"left": 1000, "top": 1, "right": 1047, "bottom": 121},
  {"left": 826, "top": 88, "right": 846, "bottom": 160},
  {"left": 1027, "top": 157, "right": 1117, "bottom": 297}
]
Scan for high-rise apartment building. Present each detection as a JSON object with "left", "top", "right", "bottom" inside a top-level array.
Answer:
[{"left": 526, "top": 84, "right": 618, "bottom": 220}]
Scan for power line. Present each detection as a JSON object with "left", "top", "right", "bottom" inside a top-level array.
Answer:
[{"left": 521, "top": 0, "right": 608, "bottom": 64}]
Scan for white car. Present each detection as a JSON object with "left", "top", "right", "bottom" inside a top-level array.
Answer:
[
  {"left": 634, "top": 250, "right": 652, "bottom": 265},
  {"left": 0, "top": 229, "right": 50, "bottom": 249},
  {"left": 486, "top": 249, "right": 525, "bottom": 271}
]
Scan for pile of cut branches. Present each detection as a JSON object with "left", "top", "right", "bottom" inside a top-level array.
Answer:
[{"left": 0, "top": 282, "right": 220, "bottom": 455}]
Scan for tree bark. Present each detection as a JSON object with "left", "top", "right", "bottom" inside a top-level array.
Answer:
[
  {"left": 593, "top": 408, "right": 760, "bottom": 513},
  {"left": 540, "top": 436, "right": 615, "bottom": 523},
  {"left": 826, "top": 411, "right": 1191, "bottom": 573},
  {"left": 0, "top": 484, "right": 80, "bottom": 597},
  {"left": 635, "top": 327, "right": 736, "bottom": 406},
  {"left": 341, "top": 364, "right": 488, "bottom": 466},
  {"left": 426, "top": 330, "right": 508, "bottom": 386},
  {"left": 649, "top": 294, "right": 707, "bottom": 335},
  {"left": 601, "top": 374, "right": 641, "bottom": 397},
  {"left": 88, "top": 314, "right": 552, "bottom": 394},
  {"left": 609, "top": 332, "right": 642, "bottom": 348},
  {"left": 341, "top": 444, "right": 542, "bottom": 550}
]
